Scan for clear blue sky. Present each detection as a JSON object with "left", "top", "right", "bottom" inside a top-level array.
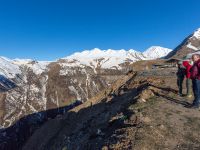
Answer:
[{"left": 0, "top": 0, "right": 200, "bottom": 60}]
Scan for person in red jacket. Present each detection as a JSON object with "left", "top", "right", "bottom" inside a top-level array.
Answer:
[
  {"left": 190, "top": 54, "right": 200, "bottom": 108},
  {"left": 182, "top": 60, "right": 192, "bottom": 97}
]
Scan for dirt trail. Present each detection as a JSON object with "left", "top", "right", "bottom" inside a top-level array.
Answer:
[{"left": 23, "top": 70, "right": 200, "bottom": 150}]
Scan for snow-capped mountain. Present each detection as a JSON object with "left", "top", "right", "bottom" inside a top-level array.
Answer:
[
  {"left": 166, "top": 28, "right": 200, "bottom": 58},
  {"left": 0, "top": 46, "right": 171, "bottom": 149},
  {"left": 143, "top": 46, "right": 172, "bottom": 59},
  {"left": 193, "top": 28, "right": 200, "bottom": 39},
  {"left": 61, "top": 46, "right": 172, "bottom": 70},
  {"left": 0, "top": 46, "right": 171, "bottom": 80},
  {"left": 186, "top": 28, "right": 200, "bottom": 51},
  {"left": 13, "top": 59, "right": 50, "bottom": 75},
  {"left": 0, "top": 45, "right": 171, "bottom": 126},
  {"left": 0, "top": 57, "right": 21, "bottom": 79}
]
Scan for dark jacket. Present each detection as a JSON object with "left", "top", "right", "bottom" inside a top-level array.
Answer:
[
  {"left": 190, "top": 59, "right": 200, "bottom": 80},
  {"left": 176, "top": 66, "right": 186, "bottom": 78}
]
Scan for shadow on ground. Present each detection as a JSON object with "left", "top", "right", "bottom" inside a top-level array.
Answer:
[
  {"left": 151, "top": 84, "right": 191, "bottom": 107},
  {"left": 0, "top": 101, "right": 82, "bottom": 150},
  {"left": 22, "top": 79, "right": 150, "bottom": 150}
]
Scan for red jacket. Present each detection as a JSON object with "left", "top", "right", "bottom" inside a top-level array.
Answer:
[
  {"left": 190, "top": 59, "right": 200, "bottom": 80},
  {"left": 182, "top": 61, "right": 192, "bottom": 78}
]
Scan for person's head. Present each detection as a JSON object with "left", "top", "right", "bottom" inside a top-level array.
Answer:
[
  {"left": 177, "top": 61, "right": 182, "bottom": 68},
  {"left": 192, "top": 54, "right": 200, "bottom": 62}
]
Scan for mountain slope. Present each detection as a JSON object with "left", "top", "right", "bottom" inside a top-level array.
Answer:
[
  {"left": 166, "top": 28, "right": 200, "bottom": 59},
  {"left": 22, "top": 69, "right": 200, "bottom": 150},
  {"left": 0, "top": 57, "right": 21, "bottom": 79}
]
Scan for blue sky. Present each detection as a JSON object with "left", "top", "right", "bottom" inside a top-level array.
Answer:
[{"left": 0, "top": 0, "right": 200, "bottom": 60}]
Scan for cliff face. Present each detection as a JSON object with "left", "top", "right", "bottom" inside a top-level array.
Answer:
[
  {"left": 0, "top": 61, "right": 125, "bottom": 128},
  {"left": 0, "top": 60, "right": 126, "bottom": 150}
]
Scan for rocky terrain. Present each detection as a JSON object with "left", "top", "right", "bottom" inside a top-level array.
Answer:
[{"left": 22, "top": 68, "right": 200, "bottom": 150}]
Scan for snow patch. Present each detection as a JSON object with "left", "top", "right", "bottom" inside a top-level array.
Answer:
[
  {"left": 68, "top": 86, "right": 81, "bottom": 100},
  {"left": 13, "top": 59, "right": 50, "bottom": 75},
  {"left": 193, "top": 28, "right": 200, "bottom": 39},
  {"left": 0, "top": 57, "right": 21, "bottom": 78},
  {"left": 186, "top": 42, "right": 199, "bottom": 51}
]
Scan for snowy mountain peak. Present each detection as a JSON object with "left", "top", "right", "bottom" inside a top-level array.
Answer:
[
  {"left": 62, "top": 47, "right": 172, "bottom": 69},
  {"left": 0, "top": 46, "right": 172, "bottom": 79},
  {"left": 193, "top": 28, "right": 200, "bottom": 39},
  {"left": 143, "top": 46, "right": 172, "bottom": 59},
  {"left": 13, "top": 59, "right": 50, "bottom": 75},
  {"left": 0, "top": 57, "right": 51, "bottom": 79},
  {"left": 67, "top": 47, "right": 171, "bottom": 60},
  {"left": 67, "top": 48, "right": 131, "bottom": 59},
  {"left": 185, "top": 28, "right": 200, "bottom": 51},
  {"left": 0, "top": 56, "right": 21, "bottom": 78}
]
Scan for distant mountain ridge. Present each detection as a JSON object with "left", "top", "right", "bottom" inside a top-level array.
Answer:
[
  {"left": 64, "top": 46, "right": 172, "bottom": 69},
  {"left": 0, "top": 46, "right": 172, "bottom": 79}
]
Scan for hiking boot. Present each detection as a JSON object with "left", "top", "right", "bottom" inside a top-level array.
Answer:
[
  {"left": 189, "top": 105, "right": 200, "bottom": 109},
  {"left": 186, "top": 94, "right": 192, "bottom": 98},
  {"left": 178, "top": 93, "right": 183, "bottom": 97}
]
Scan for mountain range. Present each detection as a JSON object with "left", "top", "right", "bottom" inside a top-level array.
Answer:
[
  {"left": 1, "top": 27, "right": 200, "bottom": 128},
  {"left": 0, "top": 46, "right": 171, "bottom": 79},
  {"left": 0, "top": 28, "right": 200, "bottom": 149},
  {"left": 0, "top": 46, "right": 171, "bottom": 127}
]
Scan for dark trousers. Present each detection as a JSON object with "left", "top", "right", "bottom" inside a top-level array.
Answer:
[
  {"left": 177, "top": 77, "right": 184, "bottom": 95},
  {"left": 192, "top": 79, "right": 200, "bottom": 106}
]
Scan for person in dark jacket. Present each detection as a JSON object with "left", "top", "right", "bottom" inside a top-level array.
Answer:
[
  {"left": 190, "top": 54, "right": 200, "bottom": 108},
  {"left": 176, "top": 61, "right": 186, "bottom": 96}
]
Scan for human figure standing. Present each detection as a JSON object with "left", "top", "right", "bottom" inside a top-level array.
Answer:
[
  {"left": 190, "top": 54, "right": 200, "bottom": 108},
  {"left": 182, "top": 60, "right": 193, "bottom": 98},
  {"left": 176, "top": 61, "right": 186, "bottom": 96}
]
